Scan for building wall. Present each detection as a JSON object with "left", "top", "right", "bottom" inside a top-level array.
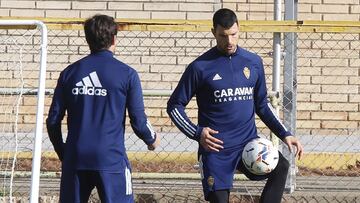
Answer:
[
  {"left": 0, "top": 0, "right": 359, "bottom": 137},
  {"left": 1, "top": 0, "right": 359, "bottom": 21}
]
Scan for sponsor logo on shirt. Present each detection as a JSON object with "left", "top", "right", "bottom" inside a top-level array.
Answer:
[
  {"left": 72, "top": 71, "right": 107, "bottom": 96},
  {"left": 213, "top": 87, "right": 253, "bottom": 103}
]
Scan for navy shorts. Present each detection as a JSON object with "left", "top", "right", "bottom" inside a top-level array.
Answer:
[
  {"left": 200, "top": 150, "right": 285, "bottom": 200},
  {"left": 60, "top": 163, "right": 134, "bottom": 203}
]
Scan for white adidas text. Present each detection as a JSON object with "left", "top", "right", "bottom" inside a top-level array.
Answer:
[
  {"left": 72, "top": 71, "right": 107, "bottom": 96},
  {"left": 72, "top": 86, "right": 107, "bottom": 96}
]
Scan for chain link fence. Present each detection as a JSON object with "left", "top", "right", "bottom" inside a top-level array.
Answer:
[
  {"left": 292, "top": 32, "right": 360, "bottom": 201},
  {"left": 0, "top": 20, "right": 359, "bottom": 202}
]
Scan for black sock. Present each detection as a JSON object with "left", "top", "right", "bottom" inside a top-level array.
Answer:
[
  {"left": 208, "top": 189, "right": 230, "bottom": 203},
  {"left": 260, "top": 153, "right": 290, "bottom": 203}
]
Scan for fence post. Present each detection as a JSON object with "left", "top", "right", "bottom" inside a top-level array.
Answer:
[
  {"left": 271, "top": 0, "right": 282, "bottom": 149},
  {"left": 283, "top": 0, "right": 298, "bottom": 193}
]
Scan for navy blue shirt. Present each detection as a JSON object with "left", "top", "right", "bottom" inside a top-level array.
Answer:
[
  {"left": 47, "top": 50, "right": 156, "bottom": 171},
  {"left": 167, "top": 46, "right": 290, "bottom": 152}
]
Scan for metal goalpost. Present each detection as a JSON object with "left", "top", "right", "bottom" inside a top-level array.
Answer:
[{"left": 0, "top": 20, "right": 47, "bottom": 203}]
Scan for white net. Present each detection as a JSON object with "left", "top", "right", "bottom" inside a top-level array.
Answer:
[{"left": 0, "top": 23, "right": 43, "bottom": 202}]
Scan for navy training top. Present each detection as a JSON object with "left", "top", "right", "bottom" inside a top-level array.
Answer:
[
  {"left": 167, "top": 46, "right": 291, "bottom": 152},
  {"left": 47, "top": 50, "right": 156, "bottom": 171}
]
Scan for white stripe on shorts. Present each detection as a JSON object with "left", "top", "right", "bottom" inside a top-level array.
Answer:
[{"left": 125, "top": 167, "right": 132, "bottom": 195}]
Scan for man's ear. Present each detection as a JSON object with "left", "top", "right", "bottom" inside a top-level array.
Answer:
[
  {"left": 211, "top": 28, "right": 215, "bottom": 36},
  {"left": 111, "top": 36, "right": 116, "bottom": 45}
]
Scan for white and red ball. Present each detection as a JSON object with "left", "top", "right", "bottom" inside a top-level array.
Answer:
[{"left": 242, "top": 138, "right": 279, "bottom": 175}]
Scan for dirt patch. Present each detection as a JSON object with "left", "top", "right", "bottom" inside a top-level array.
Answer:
[
  {"left": 3, "top": 158, "right": 360, "bottom": 176},
  {"left": 298, "top": 160, "right": 360, "bottom": 177}
]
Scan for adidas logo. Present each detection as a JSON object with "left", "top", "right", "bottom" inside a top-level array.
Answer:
[
  {"left": 72, "top": 71, "right": 107, "bottom": 96},
  {"left": 212, "top": 73, "right": 222, "bottom": 81}
]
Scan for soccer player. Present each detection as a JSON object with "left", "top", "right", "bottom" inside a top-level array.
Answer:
[
  {"left": 167, "top": 8, "right": 303, "bottom": 203},
  {"left": 46, "top": 14, "right": 160, "bottom": 203}
]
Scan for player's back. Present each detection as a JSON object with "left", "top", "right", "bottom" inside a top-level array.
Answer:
[{"left": 60, "top": 50, "right": 137, "bottom": 171}]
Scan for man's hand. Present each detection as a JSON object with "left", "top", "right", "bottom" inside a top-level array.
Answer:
[
  {"left": 147, "top": 133, "right": 160, "bottom": 151},
  {"left": 200, "top": 127, "right": 223, "bottom": 152},
  {"left": 283, "top": 135, "right": 304, "bottom": 160}
]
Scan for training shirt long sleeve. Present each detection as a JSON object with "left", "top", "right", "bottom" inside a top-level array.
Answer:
[
  {"left": 46, "top": 73, "right": 66, "bottom": 161},
  {"left": 46, "top": 50, "right": 156, "bottom": 171},
  {"left": 166, "top": 64, "right": 203, "bottom": 141},
  {"left": 127, "top": 70, "right": 157, "bottom": 145},
  {"left": 167, "top": 46, "right": 291, "bottom": 151},
  {"left": 253, "top": 59, "right": 291, "bottom": 139}
]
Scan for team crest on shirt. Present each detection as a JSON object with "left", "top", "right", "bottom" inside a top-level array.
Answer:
[
  {"left": 207, "top": 176, "right": 214, "bottom": 188},
  {"left": 243, "top": 67, "right": 250, "bottom": 79}
]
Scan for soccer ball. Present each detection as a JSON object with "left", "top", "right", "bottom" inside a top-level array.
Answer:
[{"left": 242, "top": 137, "right": 279, "bottom": 175}]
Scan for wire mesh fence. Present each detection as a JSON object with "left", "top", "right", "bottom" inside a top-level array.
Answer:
[
  {"left": 0, "top": 20, "right": 359, "bottom": 202},
  {"left": 294, "top": 32, "right": 360, "bottom": 194}
]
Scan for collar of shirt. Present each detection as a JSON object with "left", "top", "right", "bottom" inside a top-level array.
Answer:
[{"left": 91, "top": 49, "right": 114, "bottom": 57}]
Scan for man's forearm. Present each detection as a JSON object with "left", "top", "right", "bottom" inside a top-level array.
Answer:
[{"left": 46, "top": 121, "right": 64, "bottom": 161}]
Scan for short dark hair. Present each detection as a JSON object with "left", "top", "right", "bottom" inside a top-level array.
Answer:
[
  {"left": 84, "top": 15, "right": 118, "bottom": 52},
  {"left": 212, "top": 8, "right": 238, "bottom": 29}
]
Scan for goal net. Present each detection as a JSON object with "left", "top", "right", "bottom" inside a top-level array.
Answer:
[{"left": 0, "top": 20, "right": 47, "bottom": 203}]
